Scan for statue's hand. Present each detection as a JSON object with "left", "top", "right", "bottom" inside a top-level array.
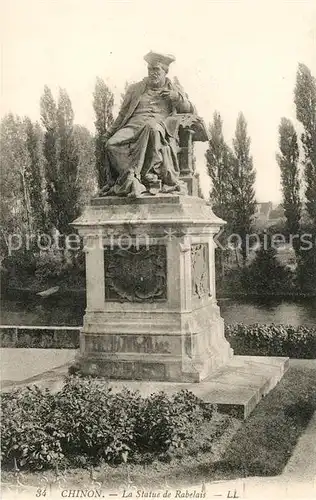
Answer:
[{"left": 159, "top": 89, "right": 180, "bottom": 103}]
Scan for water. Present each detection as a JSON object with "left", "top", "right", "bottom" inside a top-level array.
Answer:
[
  {"left": 1, "top": 290, "right": 315, "bottom": 327},
  {"left": 218, "top": 297, "right": 316, "bottom": 327}
]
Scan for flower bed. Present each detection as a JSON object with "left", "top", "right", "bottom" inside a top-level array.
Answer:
[
  {"left": 1, "top": 376, "right": 227, "bottom": 471},
  {"left": 225, "top": 323, "right": 316, "bottom": 358}
]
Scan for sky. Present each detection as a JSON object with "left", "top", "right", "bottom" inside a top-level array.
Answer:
[{"left": 1, "top": 0, "right": 316, "bottom": 203}]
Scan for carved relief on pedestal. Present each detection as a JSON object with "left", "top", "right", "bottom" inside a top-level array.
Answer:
[
  {"left": 104, "top": 245, "right": 167, "bottom": 302},
  {"left": 85, "top": 334, "right": 172, "bottom": 354},
  {"left": 191, "top": 243, "right": 210, "bottom": 298}
]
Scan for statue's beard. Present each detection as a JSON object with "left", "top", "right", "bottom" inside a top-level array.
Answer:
[{"left": 148, "top": 75, "right": 165, "bottom": 88}]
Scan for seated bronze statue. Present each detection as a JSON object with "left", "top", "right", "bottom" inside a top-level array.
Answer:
[{"left": 100, "top": 51, "right": 202, "bottom": 198}]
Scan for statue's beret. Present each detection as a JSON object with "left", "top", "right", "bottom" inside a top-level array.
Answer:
[{"left": 144, "top": 51, "right": 176, "bottom": 67}]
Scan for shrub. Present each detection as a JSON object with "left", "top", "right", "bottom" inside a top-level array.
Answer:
[
  {"left": 133, "top": 390, "right": 213, "bottom": 456},
  {"left": 241, "top": 243, "right": 295, "bottom": 296},
  {"left": 50, "top": 378, "right": 139, "bottom": 464},
  {"left": 1, "top": 245, "right": 86, "bottom": 291},
  {"left": 1, "top": 248, "right": 38, "bottom": 289},
  {"left": 1, "top": 386, "right": 64, "bottom": 469},
  {"left": 296, "top": 245, "right": 316, "bottom": 295},
  {"left": 225, "top": 323, "right": 316, "bottom": 358},
  {"left": 1, "top": 378, "right": 217, "bottom": 471},
  {"left": 34, "top": 250, "right": 65, "bottom": 284}
]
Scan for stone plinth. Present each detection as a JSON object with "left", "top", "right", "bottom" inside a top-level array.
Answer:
[
  {"left": 72, "top": 194, "right": 233, "bottom": 382},
  {"left": 106, "top": 355, "right": 290, "bottom": 419}
]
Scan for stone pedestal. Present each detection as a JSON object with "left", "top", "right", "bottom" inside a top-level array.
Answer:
[{"left": 72, "top": 194, "right": 233, "bottom": 382}]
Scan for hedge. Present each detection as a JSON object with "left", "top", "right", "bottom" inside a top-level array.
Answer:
[
  {"left": 0, "top": 326, "right": 80, "bottom": 348},
  {"left": 2, "top": 324, "right": 315, "bottom": 358},
  {"left": 225, "top": 323, "right": 316, "bottom": 359}
]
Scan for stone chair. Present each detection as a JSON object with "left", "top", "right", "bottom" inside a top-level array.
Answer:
[{"left": 172, "top": 113, "right": 209, "bottom": 196}]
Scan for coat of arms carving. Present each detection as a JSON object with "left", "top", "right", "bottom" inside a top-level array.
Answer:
[{"left": 104, "top": 245, "right": 167, "bottom": 302}]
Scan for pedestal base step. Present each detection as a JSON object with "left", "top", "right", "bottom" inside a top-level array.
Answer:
[{"left": 105, "top": 355, "right": 289, "bottom": 419}]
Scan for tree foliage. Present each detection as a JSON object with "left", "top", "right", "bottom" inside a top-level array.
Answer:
[
  {"left": 206, "top": 112, "right": 234, "bottom": 222},
  {"left": 120, "top": 80, "right": 133, "bottom": 105},
  {"left": 56, "top": 88, "right": 81, "bottom": 232},
  {"left": 40, "top": 86, "right": 59, "bottom": 231},
  {"left": 40, "top": 86, "right": 80, "bottom": 234},
  {"left": 241, "top": 234, "right": 294, "bottom": 296},
  {"left": 24, "top": 117, "right": 47, "bottom": 232},
  {"left": 0, "top": 114, "right": 30, "bottom": 251},
  {"left": 294, "top": 63, "right": 316, "bottom": 225},
  {"left": 73, "top": 125, "right": 98, "bottom": 206},
  {"left": 296, "top": 243, "right": 316, "bottom": 295},
  {"left": 276, "top": 117, "right": 301, "bottom": 250},
  {"left": 93, "top": 77, "right": 114, "bottom": 188},
  {"left": 231, "top": 112, "right": 256, "bottom": 264}
]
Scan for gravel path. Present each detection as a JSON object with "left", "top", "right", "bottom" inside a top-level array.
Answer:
[{"left": 0, "top": 348, "right": 76, "bottom": 386}]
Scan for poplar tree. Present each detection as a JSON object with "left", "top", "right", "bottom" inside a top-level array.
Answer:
[
  {"left": 56, "top": 88, "right": 80, "bottom": 233},
  {"left": 294, "top": 63, "right": 316, "bottom": 225},
  {"left": 294, "top": 64, "right": 316, "bottom": 294},
  {"left": 24, "top": 117, "right": 46, "bottom": 232},
  {"left": 206, "top": 111, "right": 234, "bottom": 222},
  {"left": 276, "top": 117, "right": 301, "bottom": 255},
  {"left": 73, "top": 124, "right": 98, "bottom": 206},
  {"left": 40, "top": 86, "right": 59, "bottom": 231},
  {"left": 40, "top": 86, "right": 80, "bottom": 234},
  {"left": 206, "top": 112, "right": 234, "bottom": 275},
  {"left": 231, "top": 112, "right": 256, "bottom": 265},
  {"left": 93, "top": 77, "right": 114, "bottom": 188}
]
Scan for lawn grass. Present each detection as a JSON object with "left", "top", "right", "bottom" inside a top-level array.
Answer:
[
  {"left": 217, "top": 365, "right": 316, "bottom": 477},
  {"left": 2, "top": 365, "right": 316, "bottom": 490}
]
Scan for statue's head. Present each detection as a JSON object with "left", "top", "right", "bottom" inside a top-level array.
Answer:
[{"left": 144, "top": 51, "right": 175, "bottom": 87}]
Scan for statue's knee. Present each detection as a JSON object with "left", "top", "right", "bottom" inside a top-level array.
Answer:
[
  {"left": 144, "top": 120, "right": 158, "bottom": 132},
  {"left": 146, "top": 125, "right": 161, "bottom": 141},
  {"left": 106, "top": 136, "right": 115, "bottom": 147}
]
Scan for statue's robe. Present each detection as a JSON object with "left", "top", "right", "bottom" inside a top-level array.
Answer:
[{"left": 102, "top": 77, "right": 194, "bottom": 196}]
